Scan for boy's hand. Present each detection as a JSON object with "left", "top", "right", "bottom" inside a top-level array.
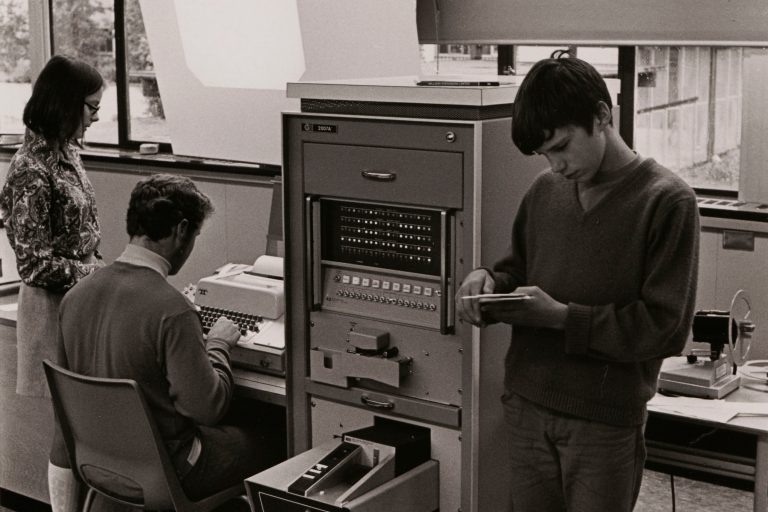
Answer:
[{"left": 455, "top": 269, "right": 495, "bottom": 327}]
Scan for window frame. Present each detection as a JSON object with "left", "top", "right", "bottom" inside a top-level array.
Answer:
[
  {"left": 425, "top": 42, "right": 742, "bottom": 197},
  {"left": 47, "top": 0, "right": 172, "bottom": 153}
]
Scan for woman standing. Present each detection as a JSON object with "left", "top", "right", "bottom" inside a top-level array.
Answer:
[{"left": 0, "top": 55, "right": 105, "bottom": 512}]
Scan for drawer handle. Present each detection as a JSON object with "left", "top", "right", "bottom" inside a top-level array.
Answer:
[
  {"left": 361, "top": 395, "right": 395, "bottom": 409},
  {"left": 361, "top": 170, "right": 396, "bottom": 182}
]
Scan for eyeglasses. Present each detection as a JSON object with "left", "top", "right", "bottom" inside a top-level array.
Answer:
[{"left": 84, "top": 101, "right": 101, "bottom": 114}]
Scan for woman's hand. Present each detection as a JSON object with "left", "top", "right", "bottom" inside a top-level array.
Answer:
[{"left": 82, "top": 252, "right": 106, "bottom": 269}]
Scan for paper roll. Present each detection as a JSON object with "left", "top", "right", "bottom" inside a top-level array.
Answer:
[{"left": 252, "top": 255, "right": 283, "bottom": 278}]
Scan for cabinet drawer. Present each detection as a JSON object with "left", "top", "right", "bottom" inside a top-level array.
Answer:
[
  {"left": 306, "top": 380, "right": 461, "bottom": 429},
  {"left": 304, "top": 143, "right": 463, "bottom": 208}
]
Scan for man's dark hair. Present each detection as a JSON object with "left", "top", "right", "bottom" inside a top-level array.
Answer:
[
  {"left": 126, "top": 174, "right": 214, "bottom": 241},
  {"left": 512, "top": 56, "right": 612, "bottom": 155},
  {"left": 23, "top": 55, "right": 104, "bottom": 145}
]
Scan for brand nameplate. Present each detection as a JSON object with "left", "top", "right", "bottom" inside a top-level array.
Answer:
[{"left": 302, "top": 123, "right": 337, "bottom": 133}]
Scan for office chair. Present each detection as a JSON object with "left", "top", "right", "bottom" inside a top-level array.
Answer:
[{"left": 43, "top": 359, "right": 244, "bottom": 512}]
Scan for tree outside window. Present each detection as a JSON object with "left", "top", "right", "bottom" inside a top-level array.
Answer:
[
  {"left": 51, "top": 0, "right": 167, "bottom": 146},
  {"left": 52, "top": 0, "right": 117, "bottom": 144},
  {"left": 125, "top": 0, "right": 168, "bottom": 143}
]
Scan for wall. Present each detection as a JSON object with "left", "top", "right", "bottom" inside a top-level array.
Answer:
[
  {"left": 740, "top": 49, "right": 768, "bottom": 203},
  {"left": 84, "top": 163, "right": 276, "bottom": 290},
  {"left": 0, "top": 160, "right": 20, "bottom": 285},
  {"left": 0, "top": 155, "right": 277, "bottom": 292},
  {"left": 694, "top": 225, "right": 768, "bottom": 362},
  {"left": 138, "top": 0, "right": 421, "bottom": 165},
  {"left": 0, "top": 319, "right": 52, "bottom": 504}
]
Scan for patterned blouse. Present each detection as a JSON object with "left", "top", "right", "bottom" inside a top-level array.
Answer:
[{"left": 0, "top": 130, "right": 101, "bottom": 292}]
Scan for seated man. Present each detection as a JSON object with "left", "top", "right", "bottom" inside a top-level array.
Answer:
[{"left": 51, "top": 173, "right": 284, "bottom": 508}]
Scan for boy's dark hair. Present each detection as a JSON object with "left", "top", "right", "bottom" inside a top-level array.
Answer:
[
  {"left": 512, "top": 56, "right": 612, "bottom": 155},
  {"left": 23, "top": 55, "right": 104, "bottom": 146},
  {"left": 126, "top": 174, "right": 214, "bottom": 241}
]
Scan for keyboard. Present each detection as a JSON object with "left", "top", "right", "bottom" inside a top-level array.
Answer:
[{"left": 198, "top": 304, "right": 263, "bottom": 337}]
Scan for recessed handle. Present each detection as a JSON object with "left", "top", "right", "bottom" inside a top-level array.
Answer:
[
  {"left": 360, "top": 395, "right": 395, "bottom": 409},
  {"left": 361, "top": 170, "right": 396, "bottom": 182}
]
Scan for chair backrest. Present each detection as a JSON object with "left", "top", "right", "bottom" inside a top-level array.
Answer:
[{"left": 43, "top": 359, "right": 188, "bottom": 510}]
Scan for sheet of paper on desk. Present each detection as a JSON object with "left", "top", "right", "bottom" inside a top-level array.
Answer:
[
  {"left": 649, "top": 395, "right": 738, "bottom": 423},
  {"left": 649, "top": 395, "right": 768, "bottom": 423},
  {"left": 730, "top": 402, "right": 768, "bottom": 416}
]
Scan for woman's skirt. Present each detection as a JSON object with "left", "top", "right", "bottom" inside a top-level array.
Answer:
[{"left": 16, "top": 283, "right": 63, "bottom": 397}]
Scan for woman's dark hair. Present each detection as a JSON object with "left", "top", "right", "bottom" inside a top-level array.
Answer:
[
  {"left": 512, "top": 56, "right": 612, "bottom": 155},
  {"left": 126, "top": 174, "right": 215, "bottom": 241},
  {"left": 23, "top": 55, "right": 104, "bottom": 145}
]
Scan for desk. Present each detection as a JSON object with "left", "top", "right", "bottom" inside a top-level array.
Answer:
[
  {"left": 0, "top": 289, "right": 286, "bottom": 405},
  {"left": 647, "top": 386, "right": 768, "bottom": 511},
  {"left": 0, "top": 290, "right": 285, "bottom": 402},
  {"left": 233, "top": 368, "right": 286, "bottom": 406},
  {"left": 0, "top": 287, "right": 52, "bottom": 504}
]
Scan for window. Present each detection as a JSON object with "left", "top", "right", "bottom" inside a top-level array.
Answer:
[
  {"left": 419, "top": 44, "right": 619, "bottom": 78},
  {"left": 0, "top": 0, "right": 30, "bottom": 137},
  {"left": 633, "top": 46, "right": 742, "bottom": 192},
  {"left": 51, "top": 0, "right": 167, "bottom": 148},
  {"left": 124, "top": 0, "right": 168, "bottom": 143},
  {"left": 420, "top": 44, "right": 499, "bottom": 76},
  {"left": 52, "top": 0, "right": 117, "bottom": 144},
  {"left": 513, "top": 46, "right": 618, "bottom": 76},
  {"left": 418, "top": 41, "right": 763, "bottom": 197}
]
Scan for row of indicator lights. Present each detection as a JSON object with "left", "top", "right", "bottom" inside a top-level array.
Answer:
[
  {"left": 339, "top": 207, "right": 431, "bottom": 222},
  {"left": 341, "top": 226, "right": 432, "bottom": 244},
  {"left": 341, "top": 217, "right": 432, "bottom": 232},
  {"left": 340, "top": 247, "right": 434, "bottom": 264},
  {"left": 340, "top": 237, "right": 433, "bottom": 253},
  {"left": 339, "top": 274, "right": 435, "bottom": 296}
]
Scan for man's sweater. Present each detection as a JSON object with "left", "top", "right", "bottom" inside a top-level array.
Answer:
[
  {"left": 57, "top": 261, "right": 233, "bottom": 459},
  {"left": 492, "top": 157, "right": 700, "bottom": 426}
]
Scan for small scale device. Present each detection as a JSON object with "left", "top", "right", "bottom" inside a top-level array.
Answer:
[
  {"left": 194, "top": 255, "right": 286, "bottom": 375},
  {"left": 658, "top": 290, "right": 755, "bottom": 399}
]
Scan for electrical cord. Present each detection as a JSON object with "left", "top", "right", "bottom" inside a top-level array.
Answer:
[
  {"left": 739, "top": 359, "right": 768, "bottom": 382},
  {"left": 739, "top": 360, "right": 768, "bottom": 393},
  {"left": 670, "top": 474, "right": 676, "bottom": 512}
]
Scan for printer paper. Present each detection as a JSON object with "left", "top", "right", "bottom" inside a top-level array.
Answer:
[{"left": 252, "top": 255, "right": 284, "bottom": 278}]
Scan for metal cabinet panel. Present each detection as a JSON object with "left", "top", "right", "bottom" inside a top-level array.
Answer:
[{"left": 303, "top": 143, "right": 463, "bottom": 209}]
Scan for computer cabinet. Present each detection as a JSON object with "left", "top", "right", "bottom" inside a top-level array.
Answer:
[{"left": 282, "top": 79, "right": 546, "bottom": 512}]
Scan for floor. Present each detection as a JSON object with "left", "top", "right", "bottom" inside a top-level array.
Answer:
[
  {"left": 0, "top": 494, "right": 250, "bottom": 512},
  {"left": 0, "top": 470, "right": 755, "bottom": 511},
  {"left": 635, "top": 470, "right": 753, "bottom": 511}
]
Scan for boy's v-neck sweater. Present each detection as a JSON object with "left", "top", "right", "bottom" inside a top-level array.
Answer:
[{"left": 491, "top": 157, "right": 700, "bottom": 426}]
